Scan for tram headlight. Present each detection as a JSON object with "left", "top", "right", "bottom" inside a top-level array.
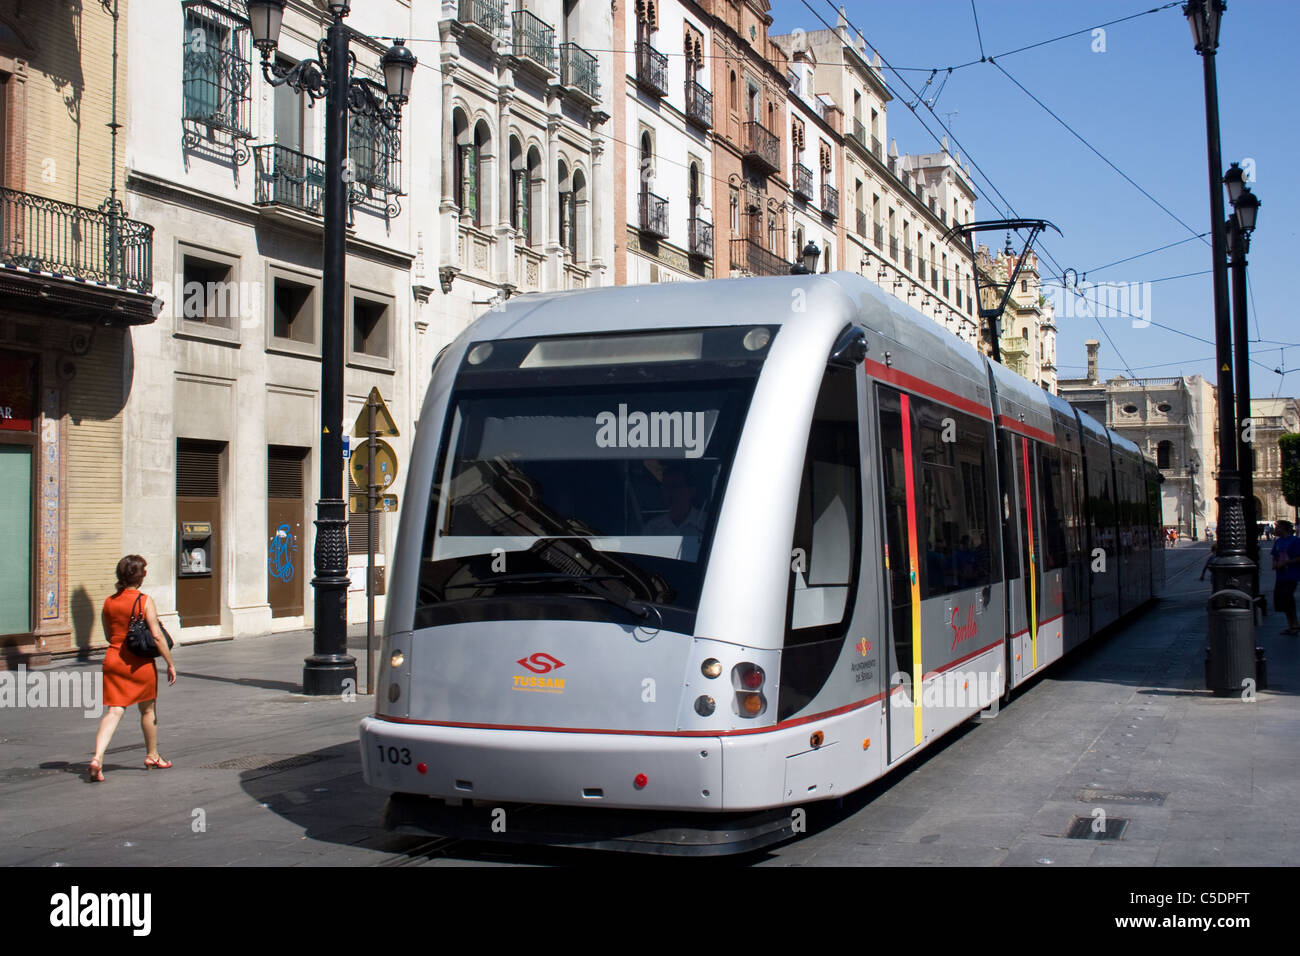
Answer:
[
  {"left": 700, "top": 658, "right": 722, "bottom": 679},
  {"left": 742, "top": 327, "right": 771, "bottom": 351},
  {"left": 390, "top": 650, "right": 404, "bottom": 668},
  {"left": 466, "top": 342, "right": 494, "bottom": 365},
  {"left": 694, "top": 695, "right": 716, "bottom": 716}
]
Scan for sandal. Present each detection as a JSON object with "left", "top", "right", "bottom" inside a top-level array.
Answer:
[
  {"left": 88, "top": 758, "right": 105, "bottom": 783},
  {"left": 143, "top": 755, "right": 173, "bottom": 769}
]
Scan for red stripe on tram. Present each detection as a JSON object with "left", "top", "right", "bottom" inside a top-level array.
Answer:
[{"left": 864, "top": 358, "right": 993, "bottom": 422}]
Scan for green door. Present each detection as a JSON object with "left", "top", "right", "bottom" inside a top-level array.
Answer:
[{"left": 0, "top": 445, "right": 32, "bottom": 635}]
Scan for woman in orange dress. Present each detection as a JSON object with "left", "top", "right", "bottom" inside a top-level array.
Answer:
[{"left": 88, "top": 555, "right": 178, "bottom": 782}]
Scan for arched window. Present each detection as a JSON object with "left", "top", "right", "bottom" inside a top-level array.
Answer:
[
  {"left": 729, "top": 70, "right": 737, "bottom": 112},
  {"left": 688, "top": 163, "right": 701, "bottom": 219},
  {"left": 1157, "top": 440, "right": 1173, "bottom": 469},
  {"left": 557, "top": 159, "right": 572, "bottom": 256},
  {"left": 469, "top": 119, "right": 492, "bottom": 228},
  {"left": 639, "top": 132, "right": 654, "bottom": 196},
  {"left": 509, "top": 136, "right": 524, "bottom": 235},
  {"left": 525, "top": 146, "right": 543, "bottom": 247},
  {"left": 571, "top": 167, "right": 588, "bottom": 262},
  {"left": 452, "top": 108, "right": 470, "bottom": 215}
]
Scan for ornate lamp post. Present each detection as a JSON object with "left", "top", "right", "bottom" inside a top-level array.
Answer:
[
  {"left": 1225, "top": 167, "right": 1260, "bottom": 589},
  {"left": 247, "top": 0, "right": 415, "bottom": 695},
  {"left": 790, "top": 241, "right": 821, "bottom": 275},
  {"left": 1184, "top": 0, "right": 1255, "bottom": 694}
]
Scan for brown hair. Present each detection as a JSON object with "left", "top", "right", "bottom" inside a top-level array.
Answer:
[{"left": 115, "top": 554, "right": 147, "bottom": 592}]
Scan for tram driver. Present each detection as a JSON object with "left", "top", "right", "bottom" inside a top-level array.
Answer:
[{"left": 642, "top": 461, "right": 706, "bottom": 536}]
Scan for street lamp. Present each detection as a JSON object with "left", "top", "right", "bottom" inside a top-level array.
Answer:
[
  {"left": 1184, "top": 0, "right": 1255, "bottom": 694},
  {"left": 249, "top": 0, "right": 416, "bottom": 695},
  {"left": 1227, "top": 177, "right": 1260, "bottom": 597},
  {"left": 790, "top": 241, "right": 820, "bottom": 275}
]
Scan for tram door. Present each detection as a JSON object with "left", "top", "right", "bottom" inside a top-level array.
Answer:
[{"left": 876, "top": 386, "right": 920, "bottom": 764}]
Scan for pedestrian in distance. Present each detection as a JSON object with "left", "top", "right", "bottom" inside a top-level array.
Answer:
[
  {"left": 87, "top": 555, "right": 178, "bottom": 782},
  {"left": 1271, "top": 521, "right": 1300, "bottom": 636}
]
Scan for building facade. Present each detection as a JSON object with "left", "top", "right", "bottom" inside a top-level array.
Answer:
[
  {"left": 439, "top": 0, "right": 612, "bottom": 321},
  {"left": 1251, "top": 397, "right": 1300, "bottom": 526},
  {"left": 121, "top": 0, "right": 425, "bottom": 641},
  {"left": 614, "top": 0, "right": 715, "bottom": 283},
  {"left": 976, "top": 243, "right": 1058, "bottom": 392},
  {"left": 779, "top": 39, "right": 841, "bottom": 275},
  {"left": 0, "top": 1, "right": 159, "bottom": 665}
]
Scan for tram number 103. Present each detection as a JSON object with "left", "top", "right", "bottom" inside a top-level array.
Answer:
[{"left": 377, "top": 745, "right": 413, "bottom": 766}]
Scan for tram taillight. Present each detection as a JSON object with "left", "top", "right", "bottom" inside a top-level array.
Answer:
[
  {"left": 732, "top": 663, "right": 768, "bottom": 718},
  {"left": 736, "top": 663, "right": 765, "bottom": 690}
]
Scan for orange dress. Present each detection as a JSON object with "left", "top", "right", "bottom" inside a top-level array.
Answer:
[{"left": 102, "top": 588, "right": 158, "bottom": 707}]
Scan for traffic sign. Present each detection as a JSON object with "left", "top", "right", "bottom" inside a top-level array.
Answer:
[
  {"left": 350, "top": 494, "right": 398, "bottom": 514},
  {"left": 350, "top": 438, "right": 399, "bottom": 491},
  {"left": 352, "top": 387, "right": 400, "bottom": 438}
]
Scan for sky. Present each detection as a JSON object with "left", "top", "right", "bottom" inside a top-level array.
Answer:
[{"left": 767, "top": 0, "right": 1299, "bottom": 396}]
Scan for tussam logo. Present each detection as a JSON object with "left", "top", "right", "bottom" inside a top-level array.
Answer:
[
  {"left": 514, "top": 653, "right": 565, "bottom": 693},
  {"left": 49, "top": 886, "right": 151, "bottom": 936},
  {"left": 594, "top": 404, "right": 708, "bottom": 459}
]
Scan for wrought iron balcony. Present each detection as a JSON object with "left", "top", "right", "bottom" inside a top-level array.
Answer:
[
  {"left": 685, "top": 80, "right": 713, "bottom": 129},
  {"left": 457, "top": 0, "right": 505, "bottom": 39},
  {"left": 729, "top": 237, "right": 789, "bottom": 277},
  {"left": 636, "top": 41, "right": 668, "bottom": 97},
  {"left": 851, "top": 118, "right": 867, "bottom": 150},
  {"left": 560, "top": 42, "right": 599, "bottom": 100},
  {"left": 513, "top": 9, "right": 557, "bottom": 74},
  {"left": 254, "top": 144, "right": 326, "bottom": 216},
  {"left": 821, "top": 183, "right": 839, "bottom": 220},
  {"left": 689, "top": 217, "right": 713, "bottom": 259},
  {"left": 874, "top": 222, "right": 884, "bottom": 250},
  {"left": 181, "top": 0, "right": 252, "bottom": 140},
  {"left": 0, "top": 187, "right": 154, "bottom": 294},
  {"left": 742, "top": 121, "right": 780, "bottom": 174},
  {"left": 638, "top": 191, "right": 669, "bottom": 239},
  {"left": 792, "top": 163, "right": 814, "bottom": 201},
  {"left": 855, "top": 209, "right": 867, "bottom": 237}
]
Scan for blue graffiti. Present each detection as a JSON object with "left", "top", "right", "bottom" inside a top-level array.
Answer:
[{"left": 268, "top": 524, "right": 296, "bottom": 582}]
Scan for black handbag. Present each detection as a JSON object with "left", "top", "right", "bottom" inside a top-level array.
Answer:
[{"left": 124, "top": 593, "right": 174, "bottom": 658}]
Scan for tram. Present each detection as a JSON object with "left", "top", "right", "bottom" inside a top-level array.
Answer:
[{"left": 360, "top": 272, "right": 1164, "bottom": 853}]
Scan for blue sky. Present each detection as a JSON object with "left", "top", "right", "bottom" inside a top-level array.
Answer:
[{"left": 768, "top": 0, "right": 1298, "bottom": 395}]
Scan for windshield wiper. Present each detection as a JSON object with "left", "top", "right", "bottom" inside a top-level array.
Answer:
[{"left": 469, "top": 572, "right": 653, "bottom": 619}]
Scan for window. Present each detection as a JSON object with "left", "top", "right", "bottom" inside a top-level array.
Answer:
[
  {"left": 1037, "top": 445, "right": 1069, "bottom": 571},
  {"left": 181, "top": 1, "right": 252, "bottom": 138},
  {"left": 1157, "top": 440, "right": 1172, "bottom": 469},
  {"left": 781, "top": 362, "right": 861, "bottom": 719},
  {"left": 176, "top": 244, "right": 240, "bottom": 341},
  {"left": 266, "top": 266, "right": 319, "bottom": 356},
  {"left": 349, "top": 290, "right": 393, "bottom": 367},
  {"left": 1021, "top": 279, "right": 1027, "bottom": 292},
  {"left": 348, "top": 89, "right": 400, "bottom": 194},
  {"left": 912, "top": 397, "right": 998, "bottom": 597}
]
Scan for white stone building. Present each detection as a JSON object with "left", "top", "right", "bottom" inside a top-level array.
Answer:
[
  {"left": 780, "top": 40, "right": 840, "bottom": 273},
  {"left": 436, "top": 0, "right": 613, "bottom": 331},
  {"left": 614, "top": 0, "right": 716, "bottom": 283},
  {"left": 122, "top": 0, "right": 425, "bottom": 637}
]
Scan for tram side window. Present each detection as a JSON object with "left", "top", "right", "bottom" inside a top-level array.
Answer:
[
  {"left": 1086, "top": 441, "right": 1115, "bottom": 559},
  {"left": 1037, "top": 444, "right": 1068, "bottom": 572},
  {"left": 876, "top": 386, "right": 913, "bottom": 687},
  {"left": 785, "top": 365, "right": 861, "bottom": 646},
  {"left": 912, "top": 397, "right": 997, "bottom": 597},
  {"left": 997, "top": 430, "right": 1020, "bottom": 580},
  {"left": 1061, "top": 450, "right": 1084, "bottom": 558}
]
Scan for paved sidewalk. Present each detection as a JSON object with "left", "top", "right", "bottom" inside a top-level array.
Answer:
[{"left": 0, "top": 544, "right": 1294, "bottom": 866}]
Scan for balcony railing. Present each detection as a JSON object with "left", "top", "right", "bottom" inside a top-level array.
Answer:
[
  {"left": 254, "top": 143, "right": 325, "bottom": 216},
  {"left": 457, "top": 0, "right": 505, "bottom": 36},
  {"left": 851, "top": 118, "right": 867, "bottom": 150},
  {"left": 1, "top": 187, "right": 154, "bottom": 293},
  {"left": 685, "top": 80, "right": 713, "bottom": 129},
  {"left": 560, "top": 42, "right": 599, "bottom": 100},
  {"left": 689, "top": 217, "right": 713, "bottom": 259},
  {"left": 181, "top": 0, "right": 253, "bottom": 140},
  {"left": 638, "top": 191, "right": 669, "bottom": 239},
  {"left": 855, "top": 209, "right": 867, "bottom": 237},
  {"left": 821, "top": 183, "right": 839, "bottom": 220},
  {"left": 635, "top": 41, "right": 668, "bottom": 97},
  {"left": 513, "top": 9, "right": 556, "bottom": 73},
  {"left": 729, "top": 237, "right": 788, "bottom": 277},
  {"left": 742, "top": 121, "right": 780, "bottom": 173},
  {"left": 874, "top": 222, "right": 884, "bottom": 250},
  {"left": 792, "top": 163, "right": 813, "bottom": 200}
]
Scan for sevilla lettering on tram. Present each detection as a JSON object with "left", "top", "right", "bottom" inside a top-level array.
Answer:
[{"left": 950, "top": 605, "right": 978, "bottom": 650}]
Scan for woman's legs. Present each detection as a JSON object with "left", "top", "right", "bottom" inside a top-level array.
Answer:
[
  {"left": 138, "top": 699, "right": 159, "bottom": 757},
  {"left": 93, "top": 706, "right": 125, "bottom": 762}
]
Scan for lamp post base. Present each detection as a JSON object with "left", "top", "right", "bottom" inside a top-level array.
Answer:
[{"left": 303, "top": 654, "right": 359, "bottom": 697}]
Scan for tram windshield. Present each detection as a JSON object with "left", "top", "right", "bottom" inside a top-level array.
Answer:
[{"left": 414, "top": 327, "right": 774, "bottom": 632}]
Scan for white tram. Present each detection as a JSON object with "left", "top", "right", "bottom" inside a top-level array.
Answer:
[{"left": 360, "top": 273, "right": 1164, "bottom": 853}]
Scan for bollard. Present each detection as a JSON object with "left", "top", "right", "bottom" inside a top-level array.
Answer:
[{"left": 1205, "top": 588, "right": 1257, "bottom": 696}]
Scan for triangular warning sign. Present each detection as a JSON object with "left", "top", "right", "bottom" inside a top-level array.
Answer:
[
  {"left": 1221, "top": 364, "right": 1230, "bottom": 372},
  {"left": 351, "top": 387, "right": 400, "bottom": 438}
]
